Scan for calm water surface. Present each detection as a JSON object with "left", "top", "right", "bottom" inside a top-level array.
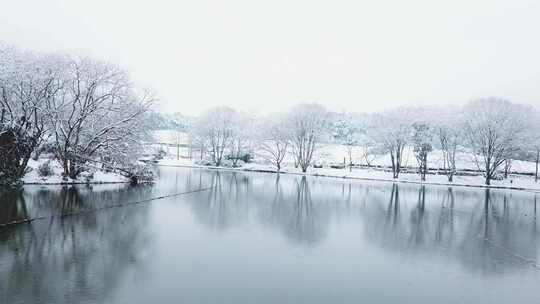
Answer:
[{"left": 1, "top": 167, "right": 539, "bottom": 303}]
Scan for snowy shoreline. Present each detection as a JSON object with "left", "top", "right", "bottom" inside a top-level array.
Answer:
[
  {"left": 18, "top": 156, "right": 539, "bottom": 192},
  {"left": 157, "top": 159, "right": 540, "bottom": 193},
  {"left": 19, "top": 158, "right": 131, "bottom": 186},
  {"left": 22, "top": 181, "right": 131, "bottom": 185}
]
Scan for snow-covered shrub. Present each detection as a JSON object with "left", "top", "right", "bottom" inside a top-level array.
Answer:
[
  {"left": 193, "top": 158, "right": 245, "bottom": 168},
  {"left": 227, "top": 153, "right": 252, "bottom": 164},
  {"left": 37, "top": 160, "right": 54, "bottom": 177},
  {"left": 194, "top": 159, "right": 214, "bottom": 166},
  {"left": 153, "top": 148, "right": 167, "bottom": 161},
  {"left": 126, "top": 163, "right": 155, "bottom": 184},
  {"left": 219, "top": 159, "right": 235, "bottom": 168},
  {"left": 492, "top": 173, "right": 505, "bottom": 181},
  {"left": 80, "top": 171, "right": 94, "bottom": 182},
  {"left": 231, "top": 159, "right": 245, "bottom": 168}
]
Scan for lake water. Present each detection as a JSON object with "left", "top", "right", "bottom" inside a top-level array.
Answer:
[{"left": 1, "top": 167, "right": 539, "bottom": 304}]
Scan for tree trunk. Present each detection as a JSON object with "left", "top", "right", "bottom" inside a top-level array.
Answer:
[
  {"left": 485, "top": 161, "right": 491, "bottom": 185},
  {"left": 348, "top": 151, "right": 352, "bottom": 172},
  {"left": 390, "top": 154, "right": 397, "bottom": 179},
  {"left": 534, "top": 150, "right": 540, "bottom": 183},
  {"left": 69, "top": 161, "right": 78, "bottom": 179},
  {"left": 395, "top": 148, "right": 401, "bottom": 179},
  {"left": 421, "top": 154, "right": 426, "bottom": 181},
  {"left": 63, "top": 159, "right": 69, "bottom": 177},
  {"left": 504, "top": 159, "right": 511, "bottom": 179}
]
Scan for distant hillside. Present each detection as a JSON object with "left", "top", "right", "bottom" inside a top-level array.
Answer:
[{"left": 145, "top": 111, "right": 194, "bottom": 131}]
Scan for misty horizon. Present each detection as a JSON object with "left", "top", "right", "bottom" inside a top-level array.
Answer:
[
  {"left": 2, "top": 2, "right": 540, "bottom": 303},
  {"left": 2, "top": 0, "right": 540, "bottom": 115}
]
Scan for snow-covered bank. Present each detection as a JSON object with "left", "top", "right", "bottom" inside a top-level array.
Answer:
[
  {"left": 151, "top": 130, "right": 539, "bottom": 175},
  {"left": 21, "top": 159, "right": 130, "bottom": 185},
  {"left": 158, "top": 158, "right": 540, "bottom": 192}
]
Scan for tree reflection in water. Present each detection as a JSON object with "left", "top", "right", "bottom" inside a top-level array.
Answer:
[
  {"left": 363, "top": 183, "right": 539, "bottom": 274},
  {"left": 0, "top": 184, "right": 152, "bottom": 304},
  {"left": 189, "top": 171, "right": 252, "bottom": 231},
  {"left": 0, "top": 188, "right": 29, "bottom": 226},
  {"left": 186, "top": 171, "right": 329, "bottom": 246},
  {"left": 284, "top": 176, "right": 325, "bottom": 245},
  {"left": 182, "top": 169, "right": 539, "bottom": 274},
  {"left": 2, "top": 168, "right": 539, "bottom": 303}
]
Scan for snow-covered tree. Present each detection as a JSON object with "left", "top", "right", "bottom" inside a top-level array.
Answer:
[
  {"left": 332, "top": 112, "right": 361, "bottom": 172},
  {"left": 0, "top": 45, "right": 153, "bottom": 183},
  {"left": 359, "top": 136, "right": 380, "bottom": 167},
  {"left": 462, "top": 98, "right": 526, "bottom": 185},
  {"left": 532, "top": 135, "right": 540, "bottom": 183},
  {"left": 433, "top": 111, "right": 462, "bottom": 182},
  {"left": 523, "top": 109, "right": 540, "bottom": 182},
  {"left": 228, "top": 112, "right": 255, "bottom": 167},
  {"left": 50, "top": 56, "right": 153, "bottom": 179},
  {"left": 371, "top": 108, "right": 412, "bottom": 179},
  {"left": 194, "top": 106, "right": 237, "bottom": 166},
  {"left": 287, "top": 103, "right": 329, "bottom": 173},
  {"left": 0, "top": 45, "right": 64, "bottom": 184},
  {"left": 257, "top": 114, "right": 289, "bottom": 171},
  {"left": 357, "top": 116, "right": 382, "bottom": 168},
  {"left": 188, "top": 121, "right": 208, "bottom": 160},
  {"left": 411, "top": 122, "right": 433, "bottom": 181}
]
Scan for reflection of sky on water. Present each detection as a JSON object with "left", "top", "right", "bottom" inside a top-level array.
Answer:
[{"left": 1, "top": 167, "right": 539, "bottom": 304}]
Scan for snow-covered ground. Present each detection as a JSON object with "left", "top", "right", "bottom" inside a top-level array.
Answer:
[
  {"left": 151, "top": 130, "right": 538, "bottom": 174},
  {"left": 150, "top": 130, "right": 540, "bottom": 191},
  {"left": 158, "top": 157, "right": 540, "bottom": 191},
  {"left": 22, "top": 158, "right": 129, "bottom": 185},
  {"left": 314, "top": 144, "right": 537, "bottom": 174}
]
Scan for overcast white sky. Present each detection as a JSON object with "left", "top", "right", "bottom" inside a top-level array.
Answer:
[{"left": 1, "top": 0, "right": 539, "bottom": 115}]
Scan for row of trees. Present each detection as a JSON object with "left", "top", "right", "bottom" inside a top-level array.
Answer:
[
  {"left": 341, "top": 98, "right": 540, "bottom": 185},
  {"left": 189, "top": 98, "right": 540, "bottom": 185},
  {"left": 0, "top": 45, "right": 153, "bottom": 185},
  {"left": 189, "top": 104, "right": 329, "bottom": 172}
]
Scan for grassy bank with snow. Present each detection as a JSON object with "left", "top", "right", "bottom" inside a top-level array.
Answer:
[
  {"left": 21, "top": 158, "right": 129, "bottom": 185},
  {"left": 158, "top": 157, "right": 540, "bottom": 192}
]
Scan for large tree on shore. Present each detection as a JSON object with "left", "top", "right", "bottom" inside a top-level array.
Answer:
[
  {"left": 523, "top": 109, "right": 540, "bottom": 182},
  {"left": 462, "top": 98, "right": 526, "bottom": 185},
  {"left": 258, "top": 114, "right": 290, "bottom": 171},
  {"left": 371, "top": 108, "right": 412, "bottom": 179},
  {"left": 433, "top": 110, "right": 462, "bottom": 182},
  {"left": 0, "top": 45, "right": 153, "bottom": 183},
  {"left": 332, "top": 112, "right": 361, "bottom": 172},
  {"left": 50, "top": 56, "right": 152, "bottom": 179},
  {"left": 287, "top": 103, "right": 329, "bottom": 173},
  {"left": 229, "top": 112, "right": 255, "bottom": 167},
  {"left": 195, "top": 106, "right": 237, "bottom": 166},
  {"left": 0, "top": 45, "right": 64, "bottom": 184},
  {"left": 412, "top": 122, "right": 433, "bottom": 181}
]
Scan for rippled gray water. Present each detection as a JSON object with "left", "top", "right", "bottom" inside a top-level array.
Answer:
[{"left": 1, "top": 167, "right": 539, "bottom": 303}]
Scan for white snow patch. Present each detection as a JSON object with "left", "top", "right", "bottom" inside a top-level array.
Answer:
[{"left": 22, "top": 158, "right": 129, "bottom": 185}]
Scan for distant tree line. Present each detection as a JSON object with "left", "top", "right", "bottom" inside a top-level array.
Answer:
[
  {"left": 189, "top": 98, "right": 540, "bottom": 185},
  {"left": 0, "top": 44, "right": 154, "bottom": 185},
  {"left": 145, "top": 112, "right": 193, "bottom": 131}
]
